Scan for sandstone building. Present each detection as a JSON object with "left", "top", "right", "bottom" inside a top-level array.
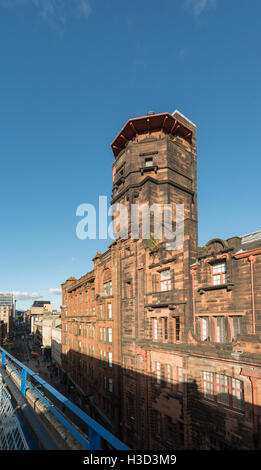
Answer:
[{"left": 61, "top": 110, "right": 261, "bottom": 450}]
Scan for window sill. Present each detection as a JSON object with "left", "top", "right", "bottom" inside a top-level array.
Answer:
[
  {"left": 202, "top": 398, "right": 244, "bottom": 415},
  {"left": 140, "top": 165, "right": 158, "bottom": 175},
  {"left": 198, "top": 283, "right": 234, "bottom": 294}
]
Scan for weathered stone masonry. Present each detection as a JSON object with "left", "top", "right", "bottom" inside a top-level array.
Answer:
[{"left": 61, "top": 110, "right": 261, "bottom": 450}]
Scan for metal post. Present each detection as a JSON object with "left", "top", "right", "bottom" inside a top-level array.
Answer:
[
  {"left": 1, "top": 351, "right": 5, "bottom": 366},
  {"left": 89, "top": 428, "right": 101, "bottom": 450},
  {"left": 21, "top": 368, "right": 27, "bottom": 396}
]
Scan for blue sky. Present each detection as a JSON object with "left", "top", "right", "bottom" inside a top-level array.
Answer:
[{"left": 0, "top": 0, "right": 260, "bottom": 310}]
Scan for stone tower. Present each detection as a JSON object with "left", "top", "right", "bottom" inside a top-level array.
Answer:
[{"left": 110, "top": 110, "right": 198, "bottom": 448}]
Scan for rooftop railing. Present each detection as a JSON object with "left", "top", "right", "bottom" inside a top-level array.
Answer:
[{"left": 0, "top": 346, "right": 129, "bottom": 451}]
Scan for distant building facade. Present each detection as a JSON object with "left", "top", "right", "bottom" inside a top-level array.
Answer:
[
  {"left": 51, "top": 323, "right": 62, "bottom": 369},
  {"left": 61, "top": 110, "right": 261, "bottom": 450},
  {"left": 30, "top": 300, "right": 52, "bottom": 334},
  {"left": 0, "top": 293, "right": 15, "bottom": 334}
]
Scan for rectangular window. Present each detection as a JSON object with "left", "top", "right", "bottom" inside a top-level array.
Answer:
[
  {"left": 145, "top": 157, "right": 153, "bottom": 167},
  {"left": 177, "top": 367, "right": 183, "bottom": 392},
  {"left": 232, "top": 378, "right": 244, "bottom": 410},
  {"left": 103, "top": 327, "right": 106, "bottom": 342},
  {"left": 103, "top": 351, "right": 106, "bottom": 365},
  {"left": 92, "top": 288, "right": 95, "bottom": 299},
  {"left": 104, "top": 281, "right": 112, "bottom": 296},
  {"left": 78, "top": 325, "right": 81, "bottom": 336},
  {"left": 99, "top": 304, "right": 103, "bottom": 319},
  {"left": 108, "top": 351, "right": 112, "bottom": 368},
  {"left": 78, "top": 341, "right": 81, "bottom": 353},
  {"left": 166, "top": 364, "right": 172, "bottom": 386},
  {"left": 108, "top": 327, "right": 112, "bottom": 343},
  {"left": 203, "top": 372, "right": 244, "bottom": 411},
  {"left": 92, "top": 307, "right": 95, "bottom": 316},
  {"left": 108, "top": 378, "right": 113, "bottom": 393},
  {"left": 107, "top": 303, "right": 112, "bottom": 319},
  {"left": 201, "top": 317, "right": 209, "bottom": 341},
  {"left": 232, "top": 316, "right": 242, "bottom": 340},
  {"left": 216, "top": 374, "right": 229, "bottom": 405},
  {"left": 160, "top": 269, "right": 171, "bottom": 292},
  {"left": 99, "top": 328, "right": 102, "bottom": 341},
  {"left": 173, "top": 317, "right": 180, "bottom": 342},
  {"left": 156, "top": 362, "right": 161, "bottom": 384},
  {"left": 153, "top": 318, "right": 158, "bottom": 341},
  {"left": 216, "top": 317, "right": 225, "bottom": 343},
  {"left": 162, "top": 317, "right": 168, "bottom": 341},
  {"left": 203, "top": 371, "right": 214, "bottom": 400},
  {"left": 212, "top": 261, "right": 227, "bottom": 285}
]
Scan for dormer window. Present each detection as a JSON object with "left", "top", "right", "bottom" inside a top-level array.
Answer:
[
  {"left": 145, "top": 158, "right": 153, "bottom": 167},
  {"left": 212, "top": 261, "right": 227, "bottom": 286}
]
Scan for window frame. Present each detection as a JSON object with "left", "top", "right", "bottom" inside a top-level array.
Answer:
[
  {"left": 107, "top": 303, "right": 112, "bottom": 319},
  {"left": 108, "top": 327, "right": 112, "bottom": 344},
  {"left": 152, "top": 318, "right": 158, "bottom": 341},
  {"left": 200, "top": 317, "right": 209, "bottom": 342},
  {"left": 173, "top": 317, "right": 180, "bottom": 343},
  {"left": 211, "top": 260, "right": 227, "bottom": 286},
  {"left": 160, "top": 269, "right": 172, "bottom": 292},
  {"left": 215, "top": 316, "right": 226, "bottom": 343},
  {"left": 230, "top": 316, "right": 242, "bottom": 341},
  {"left": 202, "top": 371, "right": 244, "bottom": 411}
]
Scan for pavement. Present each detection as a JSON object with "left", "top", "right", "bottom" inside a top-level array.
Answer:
[
  {"left": 5, "top": 329, "right": 90, "bottom": 437},
  {"left": 26, "top": 342, "right": 69, "bottom": 398}
]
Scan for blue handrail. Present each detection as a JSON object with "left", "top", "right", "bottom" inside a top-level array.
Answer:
[{"left": 0, "top": 346, "right": 129, "bottom": 450}]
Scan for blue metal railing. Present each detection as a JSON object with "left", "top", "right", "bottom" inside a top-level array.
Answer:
[
  {"left": 0, "top": 373, "right": 30, "bottom": 450},
  {"left": 0, "top": 346, "right": 129, "bottom": 450}
]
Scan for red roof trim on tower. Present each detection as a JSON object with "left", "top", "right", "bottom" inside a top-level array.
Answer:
[{"left": 111, "top": 112, "right": 192, "bottom": 158}]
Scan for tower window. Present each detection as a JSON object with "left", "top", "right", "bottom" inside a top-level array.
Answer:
[{"left": 145, "top": 157, "right": 153, "bottom": 167}]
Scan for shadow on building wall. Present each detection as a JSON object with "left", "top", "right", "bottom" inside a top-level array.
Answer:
[{"left": 59, "top": 349, "right": 259, "bottom": 451}]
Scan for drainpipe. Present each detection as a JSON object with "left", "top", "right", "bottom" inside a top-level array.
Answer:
[
  {"left": 248, "top": 256, "right": 256, "bottom": 335},
  {"left": 250, "top": 376, "right": 259, "bottom": 449},
  {"left": 190, "top": 265, "right": 198, "bottom": 335}
]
